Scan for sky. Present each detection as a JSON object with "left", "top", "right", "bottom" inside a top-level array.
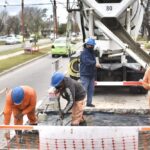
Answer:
[{"left": 0, "top": 0, "right": 68, "bottom": 23}]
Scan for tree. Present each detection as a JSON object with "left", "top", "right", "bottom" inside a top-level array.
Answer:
[
  {"left": 0, "top": 19, "right": 4, "bottom": 33},
  {"left": 58, "top": 23, "right": 67, "bottom": 35},
  {"left": 0, "top": 10, "right": 8, "bottom": 34},
  {"left": 6, "top": 16, "right": 20, "bottom": 35},
  {"left": 141, "top": 0, "right": 150, "bottom": 41},
  {"left": 20, "top": 7, "right": 48, "bottom": 35}
]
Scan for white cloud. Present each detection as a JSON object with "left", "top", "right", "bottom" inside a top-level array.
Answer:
[{"left": 0, "top": 0, "right": 68, "bottom": 23}]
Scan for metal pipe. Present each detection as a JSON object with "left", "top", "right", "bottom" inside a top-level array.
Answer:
[
  {"left": 88, "top": 8, "right": 94, "bottom": 37},
  {"left": 127, "top": 7, "right": 131, "bottom": 34}
]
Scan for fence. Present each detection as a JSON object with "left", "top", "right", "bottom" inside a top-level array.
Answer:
[{"left": 0, "top": 126, "right": 141, "bottom": 150}]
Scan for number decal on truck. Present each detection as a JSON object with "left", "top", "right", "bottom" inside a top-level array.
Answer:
[{"left": 106, "top": 6, "right": 112, "bottom": 11}]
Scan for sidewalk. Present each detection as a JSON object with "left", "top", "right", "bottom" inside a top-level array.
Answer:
[
  {"left": 0, "top": 51, "right": 24, "bottom": 60},
  {"left": 0, "top": 44, "right": 51, "bottom": 60}
]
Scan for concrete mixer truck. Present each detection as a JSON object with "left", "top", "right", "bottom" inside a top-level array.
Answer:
[{"left": 67, "top": 0, "right": 150, "bottom": 94}]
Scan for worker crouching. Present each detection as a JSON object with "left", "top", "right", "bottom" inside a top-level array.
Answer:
[
  {"left": 3, "top": 85, "right": 37, "bottom": 126},
  {"left": 51, "top": 72, "right": 87, "bottom": 126}
]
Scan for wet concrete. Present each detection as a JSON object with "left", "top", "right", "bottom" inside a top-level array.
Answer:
[
  {"left": 85, "top": 112, "right": 150, "bottom": 126},
  {"left": 38, "top": 111, "right": 150, "bottom": 126}
]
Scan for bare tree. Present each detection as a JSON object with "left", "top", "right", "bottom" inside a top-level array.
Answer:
[
  {"left": 0, "top": 7, "right": 48, "bottom": 36},
  {"left": 6, "top": 16, "right": 20, "bottom": 35},
  {"left": 0, "top": 10, "right": 8, "bottom": 34},
  {"left": 141, "top": 0, "right": 150, "bottom": 41},
  {"left": 19, "top": 7, "right": 48, "bottom": 35}
]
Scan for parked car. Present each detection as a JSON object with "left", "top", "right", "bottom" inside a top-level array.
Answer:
[
  {"left": 0, "top": 36, "right": 7, "bottom": 44},
  {"left": 51, "top": 37, "right": 75, "bottom": 57},
  {"left": 49, "top": 33, "right": 56, "bottom": 41},
  {"left": 16, "top": 35, "right": 23, "bottom": 43},
  {"left": 5, "top": 36, "right": 20, "bottom": 45}
]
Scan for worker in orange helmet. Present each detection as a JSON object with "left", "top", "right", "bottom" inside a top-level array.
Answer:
[
  {"left": 3, "top": 86, "right": 37, "bottom": 139},
  {"left": 142, "top": 67, "right": 150, "bottom": 107}
]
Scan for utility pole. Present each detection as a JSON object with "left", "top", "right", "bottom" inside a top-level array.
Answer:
[
  {"left": 21, "top": 0, "right": 24, "bottom": 42},
  {"left": 53, "top": 0, "right": 58, "bottom": 38},
  {"left": 3, "top": 0, "right": 8, "bottom": 29}
]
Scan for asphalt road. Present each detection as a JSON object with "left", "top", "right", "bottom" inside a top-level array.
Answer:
[
  {"left": 0, "top": 38, "right": 51, "bottom": 52},
  {"left": 0, "top": 55, "right": 69, "bottom": 124}
]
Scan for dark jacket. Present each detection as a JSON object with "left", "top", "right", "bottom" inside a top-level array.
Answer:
[
  {"left": 60, "top": 77, "right": 86, "bottom": 114},
  {"left": 80, "top": 48, "right": 96, "bottom": 78}
]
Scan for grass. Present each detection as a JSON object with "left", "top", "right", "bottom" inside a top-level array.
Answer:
[
  {"left": 0, "top": 41, "right": 5, "bottom": 45},
  {"left": 0, "top": 48, "right": 22, "bottom": 56},
  {"left": 144, "top": 43, "right": 150, "bottom": 49},
  {"left": 136, "top": 35, "right": 147, "bottom": 41},
  {"left": 0, "top": 47, "right": 50, "bottom": 73}
]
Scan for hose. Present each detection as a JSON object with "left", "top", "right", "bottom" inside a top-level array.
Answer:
[{"left": 68, "top": 57, "right": 80, "bottom": 79}]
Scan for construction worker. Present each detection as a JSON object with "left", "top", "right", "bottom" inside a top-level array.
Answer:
[
  {"left": 80, "top": 37, "right": 101, "bottom": 107},
  {"left": 51, "top": 72, "right": 86, "bottom": 126},
  {"left": 142, "top": 67, "right": 150, "bottom": 107},
  {"left": 3, "top": 86, "right": 37, "bottom": 139}
]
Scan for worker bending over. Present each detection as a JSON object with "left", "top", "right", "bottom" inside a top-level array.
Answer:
[
  {"left": 3, "top": 85, "right": 37, "bottom": 125},
  {"left": 51, "top": 72, "right": 86, "bottom": 126}
]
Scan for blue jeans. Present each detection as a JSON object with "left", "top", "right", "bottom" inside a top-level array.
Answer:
[{"left": 80, "top": 76, "right": 95, "bottom": 105}]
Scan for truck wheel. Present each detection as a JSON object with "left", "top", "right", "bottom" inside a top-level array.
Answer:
[
  {"left": 52, "top": 54, "right": 55, "bottom": 58},
  {"left": 129, "top": 86, "right": 148, "bottom": 94},
  {"left": 139, "top": 87, "right": 148, "bottom": 94}
]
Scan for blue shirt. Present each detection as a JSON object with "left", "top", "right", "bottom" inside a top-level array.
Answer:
[{"left": 80, "top": 48, "right": 96, "bottom": 78}]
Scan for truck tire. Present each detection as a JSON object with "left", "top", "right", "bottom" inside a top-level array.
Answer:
[
  {"left": 128, "top": 72, "right": 147, "bottom": 94},
  {"left": 129, "top": 86, "right": 148, "bottom": 94}
]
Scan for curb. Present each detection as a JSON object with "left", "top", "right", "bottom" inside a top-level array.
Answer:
[
  {"left": 37, "top": 106, "right": 150, "bottom": 115},
  {"left": 37, "top": 108, "right": 150, "bottom": 115},
  {"left": 83, "top": 108, "right": 150, "bottom": 115},
  {"left": 0, "top": 53, "right": 49, "bottom": 77}
]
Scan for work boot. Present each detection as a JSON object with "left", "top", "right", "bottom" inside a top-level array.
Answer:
[
  {"left": 30, "top": 123, "right": 38, "bottom": 125},
  {"left": 24, "top": 123, "right": 38, "bottom": 134},
  {"left": 86, "top": 103, "right": 95, "bottom": 107},
  {"left": 71, "top": 124, "right": 79, "bottom": 126},
  {"left": 15, "top": 130, "right": 23, "bottom": 143},
  {"left": 32, "top": 130, "right": 39, "bottom": 134},
  {"left": 79, "top": 120, "right": 87, "bottom": 126},
  {"left": 15, "top": 130, "right": 22, "bottom": 135}
]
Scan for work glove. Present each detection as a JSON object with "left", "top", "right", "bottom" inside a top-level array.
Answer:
[{"left": 15, "top": 113, "right": 24, "bottom": 120}]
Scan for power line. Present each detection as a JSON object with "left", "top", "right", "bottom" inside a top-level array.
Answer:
[
  {"left": 0, "top": 2, "right": 69, "bottom": 7},
  {"left": 0, "top": 3, "right": 52, "bottom": 7}
]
